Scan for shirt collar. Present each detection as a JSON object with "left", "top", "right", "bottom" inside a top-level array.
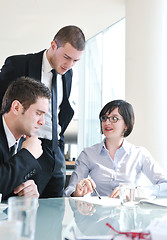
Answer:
[
  {"left": 42, "top": 50, "right": 61, "bottom": 78},
  {"left": 120, "top": 139, "right": 131, "bottom": 154},
  {"left": 100, "top": 138, "right": 131, "bottom": 154},
  {"left": 2, "top": 115, "right": 19, "bottom": 149},
  {"left": 42, "top": 50, "right": 52, "bottom": 73},
  {"left": 99, "top": 138, "right": 107, "bottom": 154}
]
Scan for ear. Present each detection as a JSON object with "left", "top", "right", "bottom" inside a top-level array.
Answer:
[
  {"left": 51, "top": 40, "right": 57, "bottom": 50},
  {"left": 11, "top": 100, "right": 22, "bottom": 115}
]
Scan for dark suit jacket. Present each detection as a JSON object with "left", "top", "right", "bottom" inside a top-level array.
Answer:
[
  {"left": 0, "top": 116, "right": 42, "bottom": 200},
  {"left": 0, "top": 50, "right": 74, "bottom": 141},
  {"left": 0, "top": 50, "right": 75, "bottom": 197}
]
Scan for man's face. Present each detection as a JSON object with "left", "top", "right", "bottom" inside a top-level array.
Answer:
[
  {"left": 17, "top": 97, "right": 49, "bottom": 137},
  {"left": 49, "top": 42, "right": 83, "bottom": 75}
]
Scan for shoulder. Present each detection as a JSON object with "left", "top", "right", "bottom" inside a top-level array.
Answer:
[
  {"left": 125, "top": 141, "right": 152, "bottom": 158},
  {"left": 5, "top": 50, "right": 45, "bottom": 64},
  {"left": 76, "top": 142, "right": 102, "bottom": 167},
  {"left": 81, "top": 142, "right": 103, "bottom": 155}
]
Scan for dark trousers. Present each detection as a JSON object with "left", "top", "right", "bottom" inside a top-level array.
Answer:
[{"left": 34, "top": 139, "right": 66, "bottom": 198}]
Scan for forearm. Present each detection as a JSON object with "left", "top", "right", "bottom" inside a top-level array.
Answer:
[{"left": 0, "top": 149, "right": 41, "bottom": 199}]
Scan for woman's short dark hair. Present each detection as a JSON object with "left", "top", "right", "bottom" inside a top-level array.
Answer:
[
  {"left": 99, "top": 99, "right": 135, "bottom": 137},
  {"left": 53, "top": 25, "right": 85, "bottom": 51},
  {"left": 1, "top": 76, "right": 51, "bottom": 114}
]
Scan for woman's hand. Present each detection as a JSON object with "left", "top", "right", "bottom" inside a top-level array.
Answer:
[
  {"left": 72, "top": 178, "right": 96, "bottom": 197},
  {"left": 109, "top": 187, "right": 120, "bottom": 198}
]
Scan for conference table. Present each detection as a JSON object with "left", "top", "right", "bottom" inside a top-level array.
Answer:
[{"left": 33, "top": 197, "right": 167, "bottom": 240}]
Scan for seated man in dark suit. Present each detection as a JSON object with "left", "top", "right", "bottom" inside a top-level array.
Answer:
[
  {"left": 0, "top": 76, "right": 51, "bottom": 200},
  {"left": 0, "top": 25, "right": 85, "bottom": 197}
]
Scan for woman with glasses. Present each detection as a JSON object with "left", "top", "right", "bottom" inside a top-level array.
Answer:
[{"left": 64, "top": 100, "right": 167, "bottom": 198}]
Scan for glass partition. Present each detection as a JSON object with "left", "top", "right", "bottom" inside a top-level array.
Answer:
[{"left": 78, "top": 18, "right": 126, "bottom": 151}]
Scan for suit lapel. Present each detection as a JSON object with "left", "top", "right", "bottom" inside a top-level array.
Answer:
[
  {"left": 0, "top": 116, "right": 10, "bottom": 154},
  {"left": 62, "top": 69, "right": 72, "bottom": 99}
]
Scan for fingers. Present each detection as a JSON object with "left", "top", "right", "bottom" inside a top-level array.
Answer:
[
  {"left": 109, "top": 187, "right": 120, "bottom": 198},
  {"left": 73, "top": 178, "right": 96, "bottom": 197},
  {"left": 79, "top": 178, "right": 96, "bottom": 193},
  {"left": 21, "top": 136, "right": 43, "bottom": 159},
  {"left": 14, "top": 180, "right": 39, "bottom": 198}
]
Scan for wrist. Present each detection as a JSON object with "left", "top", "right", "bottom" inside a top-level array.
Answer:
[{"left": 71, "top": 191, "right": 75, "bottom": 197}]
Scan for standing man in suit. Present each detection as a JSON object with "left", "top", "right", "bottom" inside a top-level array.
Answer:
[
  {"left": 0, "top": 76, "right": 51, "bottom": 200},
  {"left": 0, "top": 25, "right": 86, "bottom": 197}
]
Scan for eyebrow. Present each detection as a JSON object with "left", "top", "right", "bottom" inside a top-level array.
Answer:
[
  {"left": 106, "top": 113, "right": 120, "bottom": 116},
  {"left": 64, "top": 53, "right": 80, "bottom": 62},
  {"left": 37, "top": 109, "right": 46, "bottom": 114}
]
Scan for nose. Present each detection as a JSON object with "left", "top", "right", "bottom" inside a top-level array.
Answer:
[
  {"left": 67, "top": 59, "right": 75, "bottom": 69},
  {"left": 105, "top": 118, "right": 111, "bottom": 124},
  {"left": 38, "top": 115, "right": 45, "bottom": 126}
]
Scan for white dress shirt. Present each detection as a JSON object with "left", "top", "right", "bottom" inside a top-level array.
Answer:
[
  {"left": 2, "top": 115, "right": 19, "bottom": 153},
  {"left": 64, "top": 139, "right": 167, "bottom": 197},
  {"left": 36, "top": 50, "right": 63, "bottom": 140}
]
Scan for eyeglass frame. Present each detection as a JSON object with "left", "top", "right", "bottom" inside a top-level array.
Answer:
[
  {"left": 106, "top": 222, "right": 151, "bottom": 240},
  {"left": 100, "top": 115, "right": 122, "bottom": 123}
]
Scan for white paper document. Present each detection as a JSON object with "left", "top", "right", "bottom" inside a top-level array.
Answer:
[
  {"left": 71, "top": 196, "right": 121, "bottom": 206},
  {"left": 139, "top": 197, "right": 167, "bottom": 207}
]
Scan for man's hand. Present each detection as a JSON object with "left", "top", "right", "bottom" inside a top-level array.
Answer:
[
  {"left": 21, "top": 136, "right": 43, "bottom": 159},
  {"left": 14, "top": 180, "right": 39, "bottom": 198},
  {"left": 72, "top": 178, "right": 96, "bottom": 197}
]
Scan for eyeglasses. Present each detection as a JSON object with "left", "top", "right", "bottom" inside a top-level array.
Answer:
[
  {"left": 106, "top": 223, "right": 151, "bottom": 240},
  {"left": 100, "top": 116, "right": 121, "bottom": 123}
]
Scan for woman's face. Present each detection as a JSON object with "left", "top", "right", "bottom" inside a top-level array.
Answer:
[{"left": 101, "top": 107, "right": 127, "bottom": 140}]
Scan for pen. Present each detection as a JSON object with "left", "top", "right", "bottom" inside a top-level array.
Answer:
[
  {"left": 82, "top": 179, "right": 101, "bottom": 199},
  {"left": 93, "top": 188, "right": 101, "bottom": 199}
]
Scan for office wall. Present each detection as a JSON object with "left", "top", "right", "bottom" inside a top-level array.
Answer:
[{"left": 125, "top": 0, "right": 167, "bottom": 169}]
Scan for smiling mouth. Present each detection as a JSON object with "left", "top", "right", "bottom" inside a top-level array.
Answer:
[{"left": 105, "top": 127, "right": 113, "bottom": 131}]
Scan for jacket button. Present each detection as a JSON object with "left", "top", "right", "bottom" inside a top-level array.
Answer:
[{"left": 24, "top": 175, "right": 28, "bottom": 180}]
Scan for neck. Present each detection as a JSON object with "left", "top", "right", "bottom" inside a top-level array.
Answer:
[
  {"left": 46, "top": 48, "right": 53, "bottom": 68},
  {"left": 105, "top": 137, "right": 124, "bottom": 160}
]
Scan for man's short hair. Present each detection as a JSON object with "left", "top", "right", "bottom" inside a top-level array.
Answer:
[
  {"left": 0, "top": 76, "right": 51, "bottom": 114},
  {"left": 53, "top": 25, "right": 85, "bottom": 51}
]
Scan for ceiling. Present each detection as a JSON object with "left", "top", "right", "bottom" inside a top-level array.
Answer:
[{"left": 0, "top": 0, "right": 125, "bottom": 65}]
